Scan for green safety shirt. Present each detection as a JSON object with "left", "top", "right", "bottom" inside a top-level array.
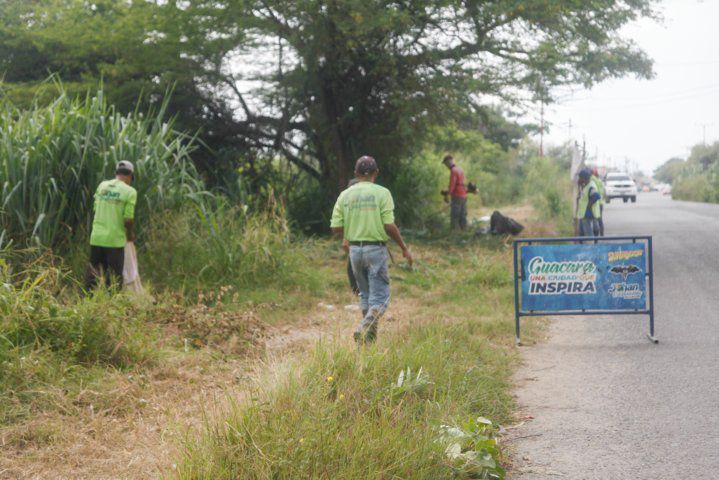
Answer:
[
  {"left": 592, "top": 176, "right": 605, "bottom": 200},
  {"left": 90, "top": 179, "right": 137, "bottom": 248},
  {"left": 330, "top": 181, "right": 395, "bottom": 242},
  {"left": 576, "top": 182, "right": 601, "bottom": 220}
]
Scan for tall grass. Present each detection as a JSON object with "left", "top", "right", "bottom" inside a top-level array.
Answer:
[
  {"left": 140, "top": 199, "right": 323, "bottom": 295},
  {"left": 0, "top": 87, "right": 204, "bottom": 248}
]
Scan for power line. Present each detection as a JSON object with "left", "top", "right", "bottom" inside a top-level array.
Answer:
[
  {"left": 556, "top": 82, "right": 719, "bottom": 104},
  {"left": 557, "top": 86, "right": 719, "bottom": 110}
]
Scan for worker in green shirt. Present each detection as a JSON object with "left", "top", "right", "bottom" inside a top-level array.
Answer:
[
  {"left": 85, "top": 160, "right": 137, "bottom": 289},
  {"left": 591, "top": 167, "right": 605, "bottom": 236},
  {"left": 575, "top": 168, "right": 601, "bottom": 237},
  {"left": 331, "top": 156, "right": 413, "bottom": 344}
]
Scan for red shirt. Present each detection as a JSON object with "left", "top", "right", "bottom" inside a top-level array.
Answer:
[{"left": 448, "top": 165, "right": 467, "bottom": 199}]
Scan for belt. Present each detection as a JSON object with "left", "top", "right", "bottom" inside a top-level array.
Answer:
[{"left": 349, "top": 241, "right": 386, "bottom": 246}]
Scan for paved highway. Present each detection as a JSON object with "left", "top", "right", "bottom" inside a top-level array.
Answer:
[{"left": 511, "top": 192, "right": 719, "bottom": 479}]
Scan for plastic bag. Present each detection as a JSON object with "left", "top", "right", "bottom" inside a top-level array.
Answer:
[{"left": 123, "top": 242, "right": 143, "bottom": 293}]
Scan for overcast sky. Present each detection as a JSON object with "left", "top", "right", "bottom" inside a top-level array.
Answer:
[{"left": 541, "top": 0, "right": 719, "bottom": 175}]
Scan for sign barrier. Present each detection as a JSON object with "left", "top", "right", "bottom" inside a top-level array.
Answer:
[{"left": 513, "top": 236, "right": 656, "bottom": 345}]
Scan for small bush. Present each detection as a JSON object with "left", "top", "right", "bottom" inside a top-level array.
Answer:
[
  {"left": 672, "top": 174, "right": 714, "bottom": 203},
  {"left": 0, "top": 251, "right": 158, "bottom": 423},
  {"left": 385, "top": 150, "right": 447, "bottom": 231},
  {"left": 140, "top": 199, "right": 321, "bottom": 295},
  {"left": 522, "top": 156, "right": 572, "bottom": 220}
]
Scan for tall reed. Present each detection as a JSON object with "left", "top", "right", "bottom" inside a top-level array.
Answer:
[{"left": 0, "top": 87, "right": 204, "bottom": 247}]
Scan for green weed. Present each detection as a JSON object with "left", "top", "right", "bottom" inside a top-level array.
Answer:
[{"left": 139, "top": 200, "right": 324, "bottom": 297}]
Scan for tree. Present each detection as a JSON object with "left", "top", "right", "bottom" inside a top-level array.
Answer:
[
  {"left": 1, "top": 0, "right": 658, "bottom": 199},
  {"left": 653, "top": 157, "right": 685, "bottom": 184}
]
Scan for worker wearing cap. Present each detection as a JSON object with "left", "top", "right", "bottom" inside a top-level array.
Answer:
[
  {"left": 591, "top": 167, "right": 605, "bottom": 236},
  {"left": 575, "top": 168, "right": 601, "bottom": 237},
  {"left": 331, "top": 156, "right": 413, "bottom": 344},
  {"left": 85, "top": 160, "right": 137, "bottom": 289},
  {"left": 441, "top": 154, "right": 468, "bottom": 230}
]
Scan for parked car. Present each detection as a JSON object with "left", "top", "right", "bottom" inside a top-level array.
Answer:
[{"left": 604, "top": 172, "right": 638, "bottom": 203}]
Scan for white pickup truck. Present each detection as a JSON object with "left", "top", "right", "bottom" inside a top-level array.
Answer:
[{"left": 604, "top": 172, "right": 638, "bottom": 203}]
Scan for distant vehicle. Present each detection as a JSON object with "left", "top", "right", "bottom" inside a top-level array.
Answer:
[
  {"left": 604, "top": 172, "right": 638, "bottom": 203},
  {"left": 653, "top": 183, "right": 671, "bottom": 195}
]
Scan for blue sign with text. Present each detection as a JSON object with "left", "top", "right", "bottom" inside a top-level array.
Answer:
[{"left": 520, "top": 243, "right": 647, "bottom": 312}]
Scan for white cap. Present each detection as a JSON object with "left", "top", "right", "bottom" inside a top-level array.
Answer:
[{"left": 116, "top": 160, "right": 134, "bottom": 173}]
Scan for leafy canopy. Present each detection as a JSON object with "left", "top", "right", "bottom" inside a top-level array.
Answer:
[{"left": 1, "top": 0, "right": 658, "bottom": 195}]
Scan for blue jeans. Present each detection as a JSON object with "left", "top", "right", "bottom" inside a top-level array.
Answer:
[
  {"left": 579, "top": 218, "right": 597, "bottom": 237},
  {"left": 349, "top": 245, "right": 391, "bottom": 339}
]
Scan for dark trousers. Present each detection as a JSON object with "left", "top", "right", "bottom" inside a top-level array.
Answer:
[
  {"left": 450, "top": 197, "right": 468, "bottom": 230},
  {"left": 86, "top": 246, "right": 124, "bottom": 290}
]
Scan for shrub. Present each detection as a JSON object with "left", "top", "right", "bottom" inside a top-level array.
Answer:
[
  {"left": 384, "top": 150, "right": 447, "bottom": 231},
  {"left": 140, "top": 198, "right": 322, "bottom": 295},
  {"left": 0, "top": 253, "right": 156, "bottom": 367},
  {"left": 0, "top": 250, "right": 158, "bottom": 423},
  {"left": 673, "top": 173, "right": 714, "bottom": 203},
  {"left": 521, "top": 156, "right": 572, "bottom": 220}
]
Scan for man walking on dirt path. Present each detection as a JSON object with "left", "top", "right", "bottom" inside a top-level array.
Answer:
[
  {"left": 85, "top": 160, "right": 137, "bottom": 290},
  {"left": 575, "top": 168, "right": 601, "bottom": 237},
  {"left": 331, "top": 156, "right": 413, "bottom": 344},
  {"left": 441, "top": 154, "right": 468, "bottom": 230}
]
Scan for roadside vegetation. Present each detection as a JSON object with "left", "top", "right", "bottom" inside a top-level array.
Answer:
[
  {"left": 0, "top": 87, "right": 568, "bottom": 478},
  {"left": 0, "top": 0, "right": 662, "bottom": 475},
  {"left": 655, "top": 142, "right": 719, "bottom": 203}
]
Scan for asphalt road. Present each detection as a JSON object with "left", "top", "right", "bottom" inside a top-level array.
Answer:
[{"left": 511, "top": 192, "right": 719, "bottom": 479}]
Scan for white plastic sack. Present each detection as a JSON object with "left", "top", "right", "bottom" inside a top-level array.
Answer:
[{"left": 123, "top": 242, "right": 143, "bottom": 293}]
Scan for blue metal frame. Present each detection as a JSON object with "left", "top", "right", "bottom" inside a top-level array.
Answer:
[{"left": 513, "top": 235, "right": 656, "bottom": 345}]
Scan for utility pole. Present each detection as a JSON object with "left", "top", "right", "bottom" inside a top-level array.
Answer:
[
  {"left": 539, "top": 100, "right": 545, "bottom": 158},
  {"left": 696, "top": 122, "right": 714, "bottom": 145}
]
